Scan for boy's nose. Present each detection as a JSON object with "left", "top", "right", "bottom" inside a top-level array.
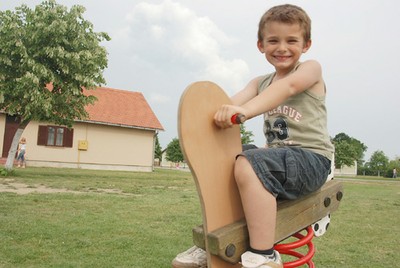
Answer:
[{"left": 277, "top": 42, "right": 287, "bottom": 52}]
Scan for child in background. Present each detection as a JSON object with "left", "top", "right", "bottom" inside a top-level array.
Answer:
[{"left": 16, "top": 137, "right": 27, "bottom": 168}]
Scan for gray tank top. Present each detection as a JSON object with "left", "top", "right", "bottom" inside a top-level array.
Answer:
[{"left": 258, "top": 67, "right": 334, "bottom": 160}]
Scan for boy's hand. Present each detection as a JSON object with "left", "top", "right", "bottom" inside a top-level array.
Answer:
[{"left": 214, "top": 104, "right": 246, "bottom": 128}]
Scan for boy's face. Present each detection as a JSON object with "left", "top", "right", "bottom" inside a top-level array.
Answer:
[{"left": 257, "top": 21, "right": 311, "bottom": 72}]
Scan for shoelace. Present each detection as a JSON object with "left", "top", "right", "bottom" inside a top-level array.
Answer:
[{"left": 189, "top": 248, "right": 205, "bottom": 257}]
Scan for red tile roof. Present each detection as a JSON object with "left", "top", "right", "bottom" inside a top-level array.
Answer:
[{"left": 83, "top": 87, "right": 164, "bottom": 131}]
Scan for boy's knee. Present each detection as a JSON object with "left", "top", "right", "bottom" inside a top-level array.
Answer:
[{"left": 234, "top": 156, "right": 252, "bottom": 186}]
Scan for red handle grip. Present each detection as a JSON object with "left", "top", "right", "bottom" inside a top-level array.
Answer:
[{"left": 231, "top": 114, "right": 245, "bottom": 124}]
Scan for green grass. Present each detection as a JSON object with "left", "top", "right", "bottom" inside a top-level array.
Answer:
[
  {"left": 1, "top": 168, "right": 399, "bottom": 267},
  {"left": 312, "top": 180, "right": 400, "bottom": 267},
  {"left": 335, "top": 174, "right": 398, "bottom": 182}
]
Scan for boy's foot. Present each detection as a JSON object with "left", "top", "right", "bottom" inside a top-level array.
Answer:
[
  {"left": 172, "top": 246, "right": 207, "bottom": 268},
  {"left": 241, "top": 251, "right": 283, "bottom": 268}
]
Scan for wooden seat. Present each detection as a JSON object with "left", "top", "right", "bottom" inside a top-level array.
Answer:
[{"left": 192, "top": 179, "right": 343, "bottom": 264}]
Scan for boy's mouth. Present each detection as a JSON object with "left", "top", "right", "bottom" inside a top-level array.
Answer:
[{"left": 274, "top": 55, "right": 291, "bottom": 61}]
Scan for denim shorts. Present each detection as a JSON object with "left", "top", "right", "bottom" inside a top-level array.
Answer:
[
  {"left": 239, "top": 145, "right": 331, "bottom": 200},
  {"left": 16, "top": 150, "right": 26, "bottom": 161}
]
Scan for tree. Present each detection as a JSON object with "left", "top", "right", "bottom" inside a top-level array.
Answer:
[
  {"left": 0, "top": 1, "right": 110, "bottom": 170},
  {"left": 334, "top": 141, "right": 356, "bottom": 168},
  {"left": 368, "top": 150, "right": 389, "bottom": 177},
  {"left": 154, "top": 133, "right": 162, "bottom": 163},
  {"left": 165, "top": 138, "right": 184, "bottom": 164},
  {"left": 240, "top": 124, "right": 254, "bottom": 145},
  {"left": 333, "top": 132, "right": 367, "bottom": 169}
]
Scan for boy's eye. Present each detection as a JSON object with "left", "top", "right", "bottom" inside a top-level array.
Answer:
[
  {"left": 288, "top": 39, "right": 298, "bottom": 44},
  {"left": 267, "top": 40, "right": 278, "bottom": 44}
]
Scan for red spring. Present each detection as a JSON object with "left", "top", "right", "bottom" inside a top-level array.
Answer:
[{"left": 275, "top": 226, "right": 315, "bottom": 268}]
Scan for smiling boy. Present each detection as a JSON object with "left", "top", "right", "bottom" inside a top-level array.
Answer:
[{"left": 173, "top": 4, "right": 334, "bottom": 268}]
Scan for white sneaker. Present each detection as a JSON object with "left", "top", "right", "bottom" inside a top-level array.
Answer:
[
  {"left": 172, "top": 246, "right": 207, "bottom": 268},
  {"left": 241, "top": 251, "right": 283, "bottom": 268}
]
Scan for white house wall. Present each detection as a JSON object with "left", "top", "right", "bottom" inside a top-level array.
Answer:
[
  {"left": 334, "top": 161, "right": 357, "bottom": 177},
  {"left": 76, "top": 122, "right": 155, "bottom": 167},
  {"left": 11, "top": 120, "right": 155, "bottom": 172}
]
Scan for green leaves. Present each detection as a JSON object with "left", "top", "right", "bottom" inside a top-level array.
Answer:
[
  {"left": 333, "top": 132, "right": 367, "bottom": 169},
  {"left": 166, "top": 138, "right": 184, "bottom": 163},
  {"left": 240, "top": 124, "right": 254, "bottom": 145},
  {"left": 0, "top": 0, "right": 109, "bottom": 125},
  {"left": 368, "top": 150, "right": 389, "bottom": 174}
]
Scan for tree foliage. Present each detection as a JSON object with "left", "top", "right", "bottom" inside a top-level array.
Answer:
[
  {"left": 154, "top": 133, "right": 162, "bottom": 162},
  {"left": 165, "top": 138, "right": 184, "bottom": 163},
  {"left": 367, "top": 150, "right": 389, "bottom": 176},
  {"left": 240, "top": 124, "right": 254, "bottom": 145},
  {"left": 0, "top": 0, "right": 110, "bottom": 169},
  {"left": 0, "top": 0, "right": 110, "bottom": 126},
  {"left": 333, "top": 132, "right": 367, "bottom": 168}
]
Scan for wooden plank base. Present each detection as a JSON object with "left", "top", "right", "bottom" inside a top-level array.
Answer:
[{"left": 192, "top": 179, "right": 343, "bottom": 264}]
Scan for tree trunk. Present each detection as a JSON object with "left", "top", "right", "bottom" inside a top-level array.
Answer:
[{"left": 5, "top": 120, "right": 30, "bottom": 171}]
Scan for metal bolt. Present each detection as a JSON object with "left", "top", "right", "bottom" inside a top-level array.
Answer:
[
  {"left": 225, "top": 244, "right": 236, "bottom": 257},
  {"left": 324, "top": 197, "right": 331, "bottom": 207},
  {"left": 336, "top": 191, "right": 343, "bottom": 201}
]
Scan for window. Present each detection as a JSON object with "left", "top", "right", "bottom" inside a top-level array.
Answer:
[
  {"left": 46, "top": 126, "right": 65, "bottom": 146},
  {"left": 37, "top": 125, "right": 73, "bottom": 147}
]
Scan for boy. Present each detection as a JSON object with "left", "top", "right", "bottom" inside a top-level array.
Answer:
[{"left": 173, "top": 4, "right": 334, "bottom": 268}]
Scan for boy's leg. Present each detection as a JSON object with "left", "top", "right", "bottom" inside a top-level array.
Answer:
[
  {"left": 235, "top": 156, "right": 283, "bottom": 267},
  {"left": 235, "top": 147, "right": 330, "bottom": 267},
  {"left": 234, "top": 155, "right": 277, "bottom": 250},
  {"left": 172, "top": 156, "right": 281, "bottom": 268},
  {"left": 235, "top": 147, "right": 330, "bottom": 268},
  {"left": 234, "top": 156, "right": 283, "bottom": 267}
]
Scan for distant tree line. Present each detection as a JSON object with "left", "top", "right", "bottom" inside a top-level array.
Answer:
[
  {"left": 156, "top": 127, "right": 399, "bottom": 178},
  {"left": 332, "top": 132, "right": 399, "bottom": 177}
]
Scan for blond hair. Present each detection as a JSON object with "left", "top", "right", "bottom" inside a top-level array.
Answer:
[{"left": 258, "top": 4, "right": 311, "bottom": 43}]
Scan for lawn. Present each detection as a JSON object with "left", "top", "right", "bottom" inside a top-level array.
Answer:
[{"left": 0, "top": 167, "right": 399, "bottom": 267}]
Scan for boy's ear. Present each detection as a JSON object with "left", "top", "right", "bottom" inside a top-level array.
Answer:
[
  {"left": 257, "top": 40, "right": 265, "bottom": 53},
  {"left": 303, "top": 39, "right": 312, "bottom": 53}
]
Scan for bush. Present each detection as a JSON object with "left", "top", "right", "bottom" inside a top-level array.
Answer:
[{"left": 0, "top": 167, "right": 12, "bottom": 176}]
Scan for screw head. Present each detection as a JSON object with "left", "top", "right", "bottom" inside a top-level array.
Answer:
[
  {"left": 324, "top": 197, "right": 331, "bottom": 207},
  {"left": 225, "top": 244, "right": 236, "bottom": 257}
]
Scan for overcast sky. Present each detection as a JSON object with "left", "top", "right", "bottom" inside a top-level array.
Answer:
[{"left": 2, "top": 0, "right": 399, "bottom": 161}]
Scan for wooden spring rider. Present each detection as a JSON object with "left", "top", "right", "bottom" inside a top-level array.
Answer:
[{"left": 178, "top": 81, "right": 343, "bottom": 267}]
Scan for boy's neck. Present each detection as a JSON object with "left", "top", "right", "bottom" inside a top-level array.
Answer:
[{"left": 273, "top": 62, "right": 300, "bottom": 81}]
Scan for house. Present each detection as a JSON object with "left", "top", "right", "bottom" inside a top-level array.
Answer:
[
  {"left": 160, "top": 149, "right": 187, "bottom": 169},
  {"left": 0, "top": 87, "right": 164, "bottom": 172},
  {"left": 334, "top": 160, "right": 357, "bottom": 177}
]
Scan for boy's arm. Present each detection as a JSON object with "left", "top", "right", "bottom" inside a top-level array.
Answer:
[
  {"left": 215, "top": 60, "right": 322, "bottom": 128},
  {"left": 242, "top": 60, "right": 323, "bottom": 120},
  {"left": 213, "top": 77, "right": 261, "bottom": 128},
  {"left": 230, "top": 76, "right": 262, "bottom": 106}
]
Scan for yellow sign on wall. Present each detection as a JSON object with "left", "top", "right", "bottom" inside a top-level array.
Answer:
[{"left": 78, "top": 140, "right": 88, "bottom": 151}]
